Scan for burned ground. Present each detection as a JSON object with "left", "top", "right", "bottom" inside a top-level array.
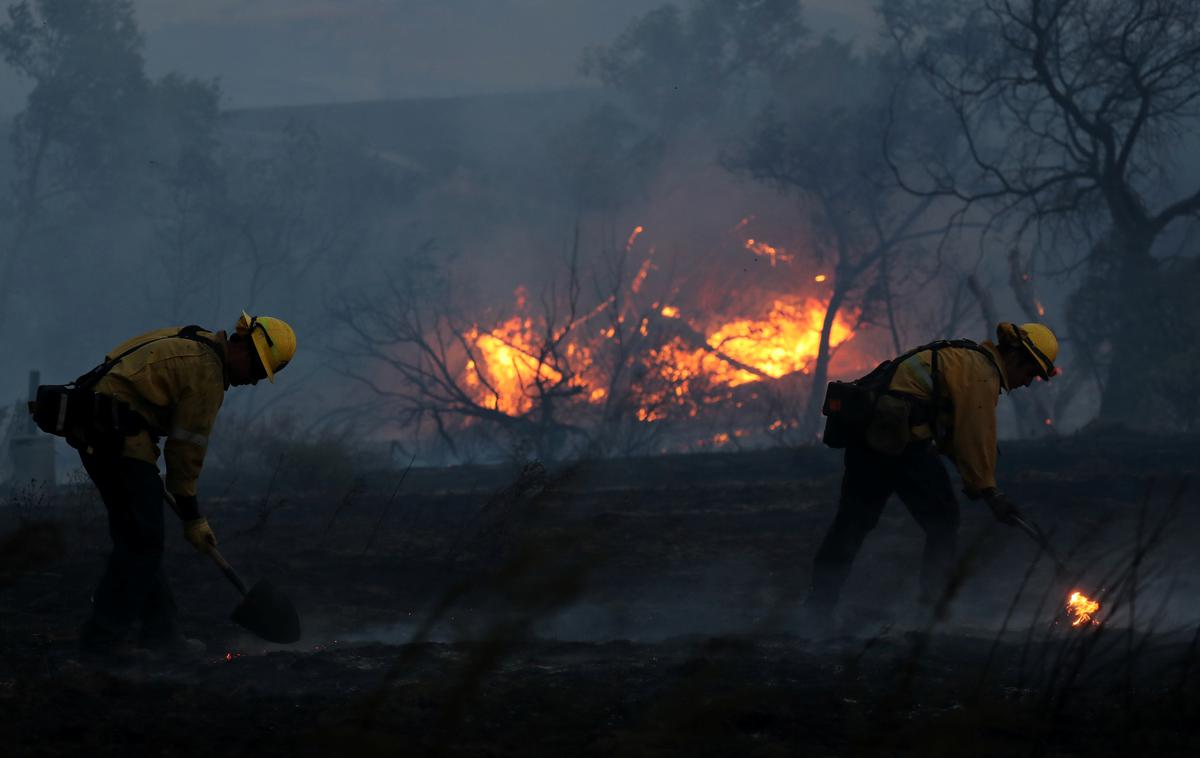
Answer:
[{"left": 3, "top": 432, "right": 1199, "bottom": 756}]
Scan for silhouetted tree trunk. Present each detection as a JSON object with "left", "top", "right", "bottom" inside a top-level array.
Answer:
[{"left": 886, "top": 0, "right": 1200, "bottom": 427}]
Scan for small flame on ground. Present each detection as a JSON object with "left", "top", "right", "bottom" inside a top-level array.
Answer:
[
  {"left": 1066, "top": 591, "right": 1101, "bottom": 627},
  {"left": 660, "top": 305, "right": 680, "bottom": 318},
  {"left": 814, "top": 274, "right": 827, "bottom": 283}
]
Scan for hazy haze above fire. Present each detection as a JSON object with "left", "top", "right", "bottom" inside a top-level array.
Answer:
[{"left": 0, "top": 0, "right": 877, "bottom": 108}]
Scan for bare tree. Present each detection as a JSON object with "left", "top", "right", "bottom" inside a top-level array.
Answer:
[
  {"left": 581, "top": 0, "right": 808, "bottom": 133},
  {"left": 142, "top": 75, "right": 225, "bottom": 321},
  {"left": 0, "top": 1, "right": 224, "bottom": 333},
  {"left": 589, "top": 4, "right": 966, "bottom": 439},
  {"left": 884, "top": 0, "right": 1200, "bottom": 426},
  {"left": 731, "top": 39, "right": 957, "bottom": 436},
  {"left": 0, "top": 0, "right": 149, "bottom": 330},
  {"left": 328, "top": 237, "right": 602, "bottom": 463}
]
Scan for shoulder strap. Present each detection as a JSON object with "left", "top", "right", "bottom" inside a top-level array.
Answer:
[
  {"left": 920, "top": 338, "right": 1002, "bottom": 439},
  {"left": 924, "top": 338, "right": 1002, "bottom": 383},
  {"left": 175, "top": 324, "right": 224, "bottom": 362},
  {"left": 73, "top": 325, "right": 221, "bottom": 390}
]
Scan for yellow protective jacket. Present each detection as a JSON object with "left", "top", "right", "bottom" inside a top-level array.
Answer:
[
  {"left": 93, "top": 327, "right": 229, "bottom": 497},
  {"left": 886, "top": 341, "right": 1011, "bottom": 497}
]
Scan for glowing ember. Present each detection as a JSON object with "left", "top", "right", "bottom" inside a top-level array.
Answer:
[
  {"left": 631, "top": 255, "right": 654, "bottom": 294},
  {"left": 626, "top": 225, "right": 645, "bottom": 251},
  {"left": 814, "top": 274, "right": 827, "bottom": 283},
  {"left": 661, "top": 305, "right": 680, "bottom": 318},
  {"left": 744, "top": 238, "right": 793, "bottom": 267},
  {"left": 1066, "top": 591, "right": 1101, "bottom": 627}
]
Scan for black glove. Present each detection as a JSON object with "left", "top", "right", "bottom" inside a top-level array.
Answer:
[
  {"left": 984, "top": 489, "right": 1023, "bottom": 526},
  {"left": 183, "top": 517, "right": 218, "bottom": 553},
  {"left": 167, "top": 493, "right": 201, "bottom": 521}
]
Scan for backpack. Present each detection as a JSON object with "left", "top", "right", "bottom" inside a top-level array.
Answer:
[
  {"left": 821, "top": 339, "right": 999, "bottom": 454},
  {"left": 29, "top": 325, "right": 222, "bottom": 453}
]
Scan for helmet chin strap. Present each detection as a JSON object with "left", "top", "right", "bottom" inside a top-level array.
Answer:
[
  {"left": 252, "top": 318, "right": 275, "bottom": 348},
  {"left": 1020, "top": 333, "right": 1053, "bottom": 378},
  {"left": 997, "top": 322, "right": 1051, "bottom": 379}
]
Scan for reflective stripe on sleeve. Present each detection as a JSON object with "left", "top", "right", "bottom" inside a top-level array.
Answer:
[
  {"left": 169, "top": 427, "right": 209, "bottom": 448},
  {"left": 902, "top": 354, "right": 934, "bottom": 393}
]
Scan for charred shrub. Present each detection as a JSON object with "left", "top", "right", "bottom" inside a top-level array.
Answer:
[
  {"left": 0, "top": 479, "right": 65, "bottom": 586},
  {"left": 210, "top": 412, "right": 361, "bottom": 495},
  {"left": 0, "top": 520, "right": 65, "bottom": 587}
]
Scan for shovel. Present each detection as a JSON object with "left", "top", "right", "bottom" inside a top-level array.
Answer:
[
  {"left": 1010, "top": 513, "right": 1070, "bottom": 576},
  {"left": 1011, "top": 513, "right": 1108, "bottom": 629},
  {"left": 163, "top": 493, "right": 301, "bottom": 643},
  {"left": 205, "top": 546, "right": 302, "bottom": 644}
]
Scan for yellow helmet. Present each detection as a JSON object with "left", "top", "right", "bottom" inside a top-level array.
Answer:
[
  {"left": 236, "top": 311, "right": 296, "bottom": 383},
  {"left": 997, "top": 322, "right": 1058, "bottom": 379}
]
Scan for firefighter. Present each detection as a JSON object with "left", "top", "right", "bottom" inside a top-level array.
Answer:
[
  {"left": 806, "top": 322, "right": 1058, "bottom": 620},
  {"left": 77, "top": 312, "right": 296, "bottom": 659}
]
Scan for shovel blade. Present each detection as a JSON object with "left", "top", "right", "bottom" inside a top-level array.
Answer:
[{"left": 230, "top": 579, "right": 302, "bottom": 644}]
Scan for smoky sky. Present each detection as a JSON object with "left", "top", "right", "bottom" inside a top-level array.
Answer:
[{"left": 0, "top": 0, "right": 876, "bottom": 110}]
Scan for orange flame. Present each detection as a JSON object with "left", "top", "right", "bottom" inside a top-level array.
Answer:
[
  {"left": 464, "top": 316, "right": 568, "bottom": 414},
  {"left": 744, "top": 238, "right": 793, "bottom": 267},
  {"left": 631, "top": 255, "right": 654, "bottom": 294},
  {"left": 460, "top": 294, "right": 858, "bottom": 422},
  {"left": 703, "top": 298, "right": 854, "bottom": 385},
  {"left": 454, "top": 220, "right": 864, "bottom": 434},
  {"left": 1066, "top": 591, "right": 1100, "bottom": 627},
  {"left": 626, "top": 225, "right": 645, "bottom": 251}
]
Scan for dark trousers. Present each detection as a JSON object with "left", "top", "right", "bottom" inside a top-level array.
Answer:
[
  {"left": 810, "top": 441, "right": 960, "bottom": 610},
  {"left": 79, "top": 452, "right": 178, "bottom": 649}
]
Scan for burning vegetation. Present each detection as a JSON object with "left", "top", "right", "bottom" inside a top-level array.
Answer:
[{"left": 444, "top": 224, "right": 862, "bottom": 456}]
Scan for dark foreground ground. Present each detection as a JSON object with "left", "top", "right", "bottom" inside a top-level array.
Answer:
[{"left": 3, "top": 430, "right": 1200, "bottom": 756}]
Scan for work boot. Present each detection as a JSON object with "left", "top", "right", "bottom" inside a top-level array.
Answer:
[{"left": 78, "top": 619, "right": 140, "bottom": 663}]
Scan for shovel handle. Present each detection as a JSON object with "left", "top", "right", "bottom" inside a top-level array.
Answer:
[
  {"left": 163, "top": 491, "right": 250, "bottom": 597},
  {"left": 207, "top": 546, "right": 249, "bottom": 597},
  {"left": 1011, "top": 514, "right": 1069, "bottom": 574}
]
